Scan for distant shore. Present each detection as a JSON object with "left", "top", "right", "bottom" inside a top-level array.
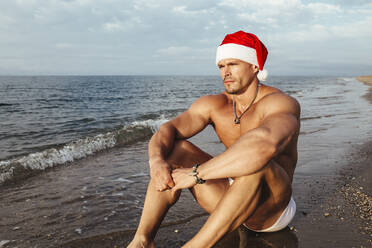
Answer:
[
  {"left": 356, "top": 75, "right": 372, "bottom": 85},
  {"left": 357, "top": 75, "right": 372, "bottom": 105}
]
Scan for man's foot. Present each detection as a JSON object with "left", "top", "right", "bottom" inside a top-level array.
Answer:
[{"left": 127, "top": 235, "right": 154, "bottom": 248}]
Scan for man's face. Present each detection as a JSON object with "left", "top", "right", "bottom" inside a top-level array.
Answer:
[{"left": 217, "top": 58, "right": 258, "bottom": 95}]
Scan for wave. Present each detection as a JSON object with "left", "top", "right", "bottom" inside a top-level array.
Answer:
[
  {"left": 0, "top": 103, "right": 16, "bottom": 106},
  {"left": 301, "top": 111, "right": 360, "bottom": 122},
  {"left": 338, "top": 77, "right": 355, "bottom": 82},
  {"left": 301, "top": 114, "right": 336, "bottom": 121},
  {"left": 0, "top": 117, "right": 168, "bottom": 185}
]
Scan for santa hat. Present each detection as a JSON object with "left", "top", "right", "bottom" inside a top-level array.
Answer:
[{"left": 216, "top": 31, "right": 268, "bottom": 81}]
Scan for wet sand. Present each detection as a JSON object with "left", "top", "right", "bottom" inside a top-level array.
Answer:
[{"left": 62, "top": 79, "right": 372, "bottom": 248}]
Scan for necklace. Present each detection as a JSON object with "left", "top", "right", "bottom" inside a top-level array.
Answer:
[{"left": 232, "top": 83, "right": 260, "bottom": 124}]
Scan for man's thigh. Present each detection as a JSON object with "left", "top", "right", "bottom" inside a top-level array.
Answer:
[
  {"left": 166, "top": 140, "right": 230, "bottom": 213},
  {"left": 241, "top": 160, "right": 292, "bottom": 229}
]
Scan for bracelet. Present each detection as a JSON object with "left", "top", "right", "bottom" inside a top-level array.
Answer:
[{"left": 191, "top": 164, "right": 206, "bottom": 184}]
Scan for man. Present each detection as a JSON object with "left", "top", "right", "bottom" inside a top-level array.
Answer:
[{"left": 128, "top": 31, "right": 300, "bottom": 248}]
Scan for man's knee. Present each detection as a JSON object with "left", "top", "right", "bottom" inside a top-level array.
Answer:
[
  {"left": 166, "top": 140, "right": 193, "bottom": 166},
  {"left": 166, "top": 140, "right": 212, "bottom": 168},
  {"left": 232, "top": 168, "right": 265, "bottom": 186},
  {"left": 191, "top": 178, "right": 229, "bottom": 213},
  {"left": 172, "top": 139, "right": 194, "bottom": 154},
  {"left": 232, "top": 160, "right": 279, "bottom": 187}
]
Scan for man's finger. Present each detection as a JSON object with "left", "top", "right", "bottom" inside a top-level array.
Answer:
[
  {"left": 167, "top": 179, "right": 175, "bottom": 188},
  {"left": 163, "top": 175, "right": 174, "bottom": 188},
  {"left": 156, "top": 182, "right": 167, "bottom": 191},
  {"left": 157, "top": 187, "right": 167, "bottom": 192},
  {"left": 171, "top": 186, "right": 179, "bottom": 197}
]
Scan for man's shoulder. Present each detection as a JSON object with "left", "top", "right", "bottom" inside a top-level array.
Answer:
[
  {"left": 257, "top": 85, "right": 300, "bottom": 117},
  {"left": 194, "top": 93, "right": 228, "bottom": 108},
  {"left": 187, "top": 93, "right": 227, "bottom": 117}
]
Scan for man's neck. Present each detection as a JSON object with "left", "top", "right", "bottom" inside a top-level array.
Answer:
[{"left": 232, "top": 80, "right": 260, "bottom": 112}]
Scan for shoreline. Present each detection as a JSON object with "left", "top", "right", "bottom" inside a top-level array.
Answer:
[
  {"left": 356, "top": 75, "right": 372, "bottom": 86},
  {"left": 357, "top": 76, "right": 372, "bottom": 105}
]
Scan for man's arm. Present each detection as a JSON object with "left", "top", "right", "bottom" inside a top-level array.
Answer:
[
  {"left": 172, "top": 94, "right": 300, "bottom": 190},
  {"left": 148, "top": 95, "right": 213, "bottom": 191},
  {"left": 199, "top": 94, "right": 300, "bottom": 180}
]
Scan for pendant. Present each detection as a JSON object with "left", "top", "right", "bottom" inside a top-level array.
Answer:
[{"left": 234, "top": 117, "right": 240, "bottom": 124}]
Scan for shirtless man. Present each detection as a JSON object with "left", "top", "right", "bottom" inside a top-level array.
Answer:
[{"left": 128, "top": 31, "right": 300, "bottom": 248}]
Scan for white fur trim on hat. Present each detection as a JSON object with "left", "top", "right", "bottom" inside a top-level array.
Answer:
[
  {"left": 216, "top": 43, "right": 258, "bottom": 67},
  {"left": 257, "top": 69, "right": 268, "bottom": 81}
]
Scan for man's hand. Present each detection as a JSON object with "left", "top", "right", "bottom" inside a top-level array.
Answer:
[
  {"left": 149, "top": 159, "right": 175, "bottom": 191},
  {"left": 171, "top": 167, "right": 197, "bottom": 192}
]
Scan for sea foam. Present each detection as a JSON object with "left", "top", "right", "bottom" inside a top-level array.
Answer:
[{"left": 0, "top": 117, "right": 168, "bottom": 185}]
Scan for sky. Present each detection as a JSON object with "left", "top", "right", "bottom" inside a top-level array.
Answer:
[{"left": 1, "top": 0, "right": 372, "bottom": 76}]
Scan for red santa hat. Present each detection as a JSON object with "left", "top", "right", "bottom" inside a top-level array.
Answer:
[{"left": 216, "top": 31, "right": 268, "bottom": 81}]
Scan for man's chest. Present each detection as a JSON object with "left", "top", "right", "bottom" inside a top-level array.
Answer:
[{"left": 211, "top": 105, "right": 262, "bottom": 147}]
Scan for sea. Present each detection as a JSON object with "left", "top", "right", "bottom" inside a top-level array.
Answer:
[{"left": 0, "top": 75, "right": 371, "bottom": 247}]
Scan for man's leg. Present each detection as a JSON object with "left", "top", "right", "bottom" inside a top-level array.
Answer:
[
  {"left": 127, "top": 140, "right": 229, "bottom": 248},
  {"left": 183, "top": 171, "right": 264, "bottom": 247},
  {"left": 183, "top": 161, "right": 291, "bottom": 248}
]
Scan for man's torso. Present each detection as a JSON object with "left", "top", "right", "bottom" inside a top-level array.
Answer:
[
  {"left": 207, "top": 83, "right": 299, "bottom": 180},
  {"left": 204, "top": 83, "right": 300, "bottom": 229}
]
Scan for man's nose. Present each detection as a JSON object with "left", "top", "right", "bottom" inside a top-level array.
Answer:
[{"left": 224, "top": 67, "right": 231, "bottom": 77}]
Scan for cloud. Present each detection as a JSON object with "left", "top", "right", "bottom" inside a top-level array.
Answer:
[
  {"left": 346, "top": 2, "right": 372, "bottom": 15},
  {"left": 172, "top": 5, "right": 212, "bottom": 15},
  {"left": 102, "top": 17, "right": 143, "bottom": 32},
  {"left": 0, "top": 13, "right": 16, "bottom": 31},
  {"left": 55, "top": 43, "right": 73, "bottom": 49},
  {"left": 133, "top": 0, "right": 161, "bottom": 10},
  {"left": 330, "top": 16, "right": 372, "bottom": 39},
  {"left": 306, "top": 2, "right": 342, "bottom": 15},
  {"left": 238, "top": 13, "right": 279, "bottom": 26},
  {"left": 103, "top": 20, "right": 124, "bottom": 32},
  {"left": 219, "top": 0, "right": 302, "bottom": 9},
  {"left": 156, "top": 46, "right": 193, "bottom": 56},
  {"left": 219, "top": 0, "right": 344, "bottom": 30}
]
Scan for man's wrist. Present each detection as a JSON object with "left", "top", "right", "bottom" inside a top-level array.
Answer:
[
  {"left": 191, "top": 164, "right": 206, "bottom": 184},
  {"left": 149, "top": 157, "right": 165, "bottom": 168}
]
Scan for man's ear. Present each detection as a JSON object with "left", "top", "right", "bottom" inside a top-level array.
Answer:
[{"left": 253, "top": 65, "right": 259, "bottom": 73}]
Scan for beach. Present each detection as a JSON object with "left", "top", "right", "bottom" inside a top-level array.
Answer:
[
  {"left": 356, "top": 76, "right": 372, "bottom": 86},
  {"left": 1, "top": 76, "right": 371, "bottom": 247}
]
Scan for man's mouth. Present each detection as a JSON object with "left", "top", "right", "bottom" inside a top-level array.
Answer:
[{"left": 224, "top": 78, "right": 234, "bottom": 84}]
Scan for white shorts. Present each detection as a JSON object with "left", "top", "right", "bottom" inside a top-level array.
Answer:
[{"left": 244, "top": 196, "right": 296, "bottom": 232}]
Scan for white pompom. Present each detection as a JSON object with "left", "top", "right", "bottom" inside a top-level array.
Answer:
[{"left": 257, "top": 69, "right": 268, "bottom": 81}]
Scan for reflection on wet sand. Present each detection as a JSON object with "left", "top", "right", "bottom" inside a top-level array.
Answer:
[
  {"left": 63, "top": 225, "right": 299, "bottom": 248},
  {"left": 215, "top": 226, "right": 298, "bottom": 248}
]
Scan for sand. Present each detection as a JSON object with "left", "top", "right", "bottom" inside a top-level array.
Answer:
[
  {"left": 356, "top": 76, "right": 372, "bottom": 86},
  {"left": 357, "top": 76, "right": 372, "bottom": 105}
]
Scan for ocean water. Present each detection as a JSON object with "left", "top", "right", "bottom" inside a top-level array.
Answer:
[
  {"left": 0, "top": 75, "right": 371, "bottom": 247},
  {"left": 0, "top": 76, "right": 222, "bottom": 184}
]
